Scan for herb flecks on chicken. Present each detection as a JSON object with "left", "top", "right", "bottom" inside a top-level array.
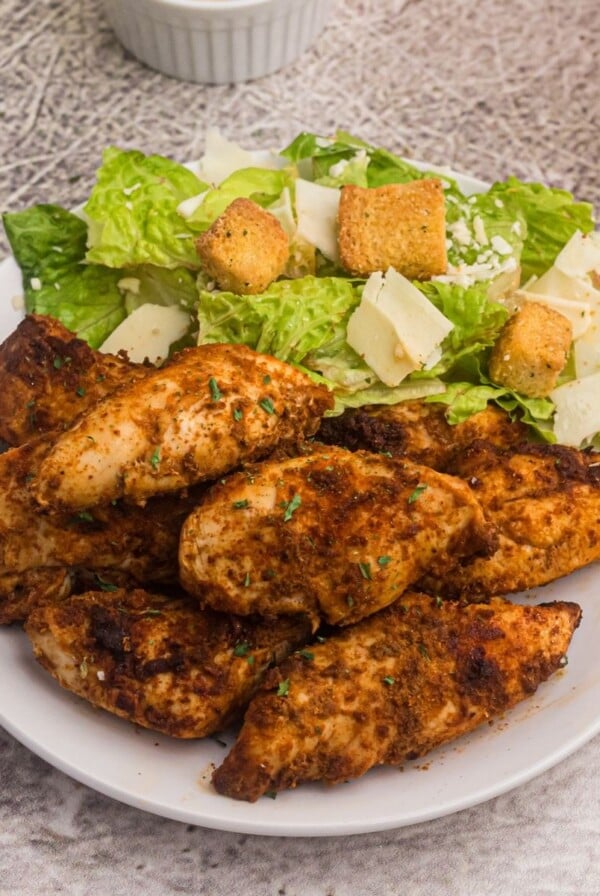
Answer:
[
  {"left": 212, "top": 593, "right": 581, "bottom": 801},
  {"left": 33, "top": 343, "right": 333, "bottom": 511},
  {"left": 179, "top": 445, "right": 495, "bottom": 626},
  {"left": 317, "top": 400, "right": 529, "bottom": 472},
  {"left": 0, "top": 438, "right": 188, "bottom": 623},
  {"left": 25, "top": 588, "right": 312, "bottom": 738},
  {"left": 0, "top": 314, "right": 147, "bottom": 447},
  {"left": 422, "top": 440, "right": 600, "bottom": 598}
]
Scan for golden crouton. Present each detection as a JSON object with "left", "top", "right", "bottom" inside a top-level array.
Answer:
[
  {"left": 337, "top": 179, "right": 447, "bottom": 280},
  {"left": 488, "top": 301, "right": 572, "bottom": 398},
  {"left": 196, "top": 198, "right": 289, "bottom": 295}
]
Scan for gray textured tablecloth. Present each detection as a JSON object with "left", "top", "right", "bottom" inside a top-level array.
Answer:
[{"left": 1, "top": 1, "right": 599, "bottom": 893}]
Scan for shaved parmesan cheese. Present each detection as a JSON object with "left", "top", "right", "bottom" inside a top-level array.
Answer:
[
  {"left": 554, "top": 230, "right": 600, "bottom": 279},
  {"left": 346, "top": 268, "right": 454, "bottom": 387},
  {"left": 294, "top": 179, "right": 341, "bottom": 262},
  {"left": 573, "top": 313, "right": 600, "bottom": 378},
  {"left": 267, "top": 187, "right": 296, "bottom": 237},
  {"left": 509, "top": 289, "right": 591, "bottom": 340},
  {"left": 528, "top": 265, "right": 599, "bottom": 304},
  {"left": 100, "top": 304, "right": 190, "bottom": 364},
  {"left": 196, "top": 129, "right": 284, "bottom": 186},
  {"left": 177, "top": 191, "right": 209, "bottom": 219},
  {"left": 551, "top": 373, "right": 600, "bottom": 447}
]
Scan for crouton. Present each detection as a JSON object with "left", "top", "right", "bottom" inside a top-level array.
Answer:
[
  {"left": 337, "top": 179, "right": 447, "bottom": 280},
  {"left": 488, "top": 301, "right": 572, "bottom": 398},
  {"left": 196, "top": 198, "right": 289, "bottom": 295}
]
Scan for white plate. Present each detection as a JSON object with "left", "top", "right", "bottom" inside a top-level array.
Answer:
[{"left": 2, "top": 167, "right": 600, "bottom": 837}]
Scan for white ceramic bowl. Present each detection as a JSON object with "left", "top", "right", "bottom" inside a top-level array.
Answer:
[{"left": 101, "top": 0, "right": 335, "bottom": 84}]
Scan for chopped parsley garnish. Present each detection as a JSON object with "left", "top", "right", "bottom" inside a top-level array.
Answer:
[
  {"left": 283, "top": 493, "right": 302, "bottom": 522},
  {"left": 259, "top": 397, "right": 275, "bottom": 415},
  {"left": 116, "top": 604, "right": 162, "bottom": 617},
  {"left": 77, "top": 510, "right": 95, "bottom": 522},
  {"left": 232, "top": 407, "right": 244, "bottom": 422},
  {"left": 76, "top": 386, "right": 86, "bottom": 397},
  {"left": 243, "top": 572, "right": 251, "bottom": 587},
  {"left": 408, "top": 484, "right": 428, "bottom": 504},
  {"left": 208, "top": 376, "right": 222, "bottom": 401},
  {"left": 377, "top": 555, "right": 392, "bottom": 567},
  {"left": 435, "top": 595, "right": 444, "bottom": 608},
  {"left": 418, "top": 643, "right": 430, "bottom": 660},
  {"left": 94, "top": 574, "right": 118, "bottom": 592},
  {"left": 233, "top": 642, "right": 251, "bottom": 657},
  {"left": 382, "top": 675, "right": 395, "bottom": 686},
  {"left": 298, "top": 650, "right": 314, "bottom": 661},
  {"left": 262, "top": 374, "right": 272, "bottom": 385},
  {"left": 233, "top": 499, "right": 250, "bottom": 509},
  {"left": 358, "top": 561, "right": 372, "bottom": 580},
  {"left": 277, "top": 679, "right": 290, "bottom": 697},
  {"left": 150, "top": 446, "right": 161, "bottom": 469}
]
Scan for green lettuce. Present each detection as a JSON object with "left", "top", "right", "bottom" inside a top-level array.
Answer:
[
  {"left": 487, "top": 177, "right": 595, "bottom": 281},
  {"left": 281, "top": 130, "right": 459, "bottom": 191},
  {"left": 84, "top": 147, "right": 209, "bottom": 269},
  {"left": 122, "top": 266, "right": 199, "bottom": 314},
  {"left": 416, "top": 281, "right": 509, "bottom": 378},
  {"left": 185, "top": 167, "right": 294, "bottom": 231},
  {"left": 427, "top": 380, "right": 556, "bottom": 441},
  {"left": 3, "top": 204, "right": 126, "bottom": 347},
  {"left": 198, "top": 276, "right": 361, "bottom": 365}
]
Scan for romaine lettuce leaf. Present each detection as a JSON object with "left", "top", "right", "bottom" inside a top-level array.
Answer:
[
  {"left": 185, "top": 167, "right": 294, "bottom": 231},
  {"left": 426, "top": 378, "right": 556, "bottom": 441},
  {"left": 486, "top": 177, "right": 595, "bottom": 281},
  {"left": 281, "top": 130, "right": 458, "bottom": 191},
  {"left": 415, "top": 280, "right": 509, "bottom": 378},
  {"left": 122, "top": 266, "right": 199, "bottom": 314},
  {"left": 281, "top": 132, "right": 366, "bottom": 181},
  {"left": 198, "top": 276, "right": 361, "bottom": 365},
  {"left": 84, "top": 147, "right": 209, "bottom": 269},
  {"left": 3, "top": 204, "right": 126, "bottom": 347}
]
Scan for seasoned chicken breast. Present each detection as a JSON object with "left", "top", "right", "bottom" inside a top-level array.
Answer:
[
  {"left": 0, "top": 439, "right": 188, "bottom": 623},
  {"left": 317, "top": 400, "right": 529, "bottom": 471},
  {"left": 34, "top": 344, "right": 333, "bottom": 511},
  {"left": 26, "top": 588, "right": 312, "bottom": 738},
  {"left": 0, "top": 568, "right": 72, "bottom": 626},
  {"left": 179, "top": 445, "right": 495, "bottom": 626},
  {"left": 212, "top": 592, "right": 581, "bottom": 801},
  {"left": 423, "top": 441, "right": 600, "bottom": 598},
  {"left": 0, "top": 314, "right": 146, "bottom": 446}
]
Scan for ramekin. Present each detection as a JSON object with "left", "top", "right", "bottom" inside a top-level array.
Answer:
[{"left": 101, "top": 0, "right": 335, "bottom": 84}]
